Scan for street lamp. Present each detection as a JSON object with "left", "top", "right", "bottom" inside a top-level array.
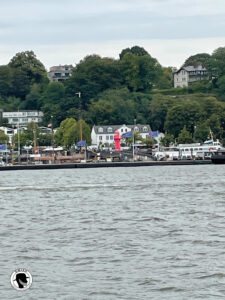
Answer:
[
  {"left": 133, "top": 119, "right": 136, "bottom": 161},
  {"left": 75, "top": 92, "right": 82, "bottom": 142}
]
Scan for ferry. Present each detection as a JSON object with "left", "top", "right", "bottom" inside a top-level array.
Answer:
[
  {"left": 153, "top": 139, "right": 223, "bottom": 161},
  {"left": 178, "top": 139, "right": 223, "bottom": 160}
]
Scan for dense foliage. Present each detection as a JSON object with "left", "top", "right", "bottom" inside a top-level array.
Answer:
[{"left": 1, "top": 45, "right": 225, "bottom": 145}]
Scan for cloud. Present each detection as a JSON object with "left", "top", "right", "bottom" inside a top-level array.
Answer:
[{"left": 0, "top": 0, "right": 225, "bottom": 67}]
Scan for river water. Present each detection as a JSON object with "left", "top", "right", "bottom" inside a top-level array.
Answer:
[{"left": 1, "top": 165, "right": 225, "bottom": 299}]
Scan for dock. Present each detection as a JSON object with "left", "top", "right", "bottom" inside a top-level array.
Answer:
[{"left": 0, "top": 160, "right": 212, "bottom": 171}]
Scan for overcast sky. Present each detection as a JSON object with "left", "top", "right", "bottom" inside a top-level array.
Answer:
[{"left": 1, "top": 0, "right": 225, "bottom": 69}]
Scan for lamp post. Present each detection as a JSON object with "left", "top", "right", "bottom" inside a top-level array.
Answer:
[
  {"left": 75, "top": 92, "right": 82, "bottom": 142},
  {"left": 133, "top": 119, "right": 136, "bottom": 161}
]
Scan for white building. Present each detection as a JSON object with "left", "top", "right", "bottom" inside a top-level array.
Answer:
[
  {"left": 2, "top": 111, "right": 43, "bottom": 126},
  {"left": 48, "top": 65, "right": 73, "bottom": 82},
  {"left": 173, "top": 65, "right": 208, "bottom": 88},
  {"left": 91, "top": 124, "right": 152, "bottom": 147}
]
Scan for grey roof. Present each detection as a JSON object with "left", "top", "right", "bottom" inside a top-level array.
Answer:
[
  {"left": 93, "top": 124, "right": 152, "bottom": 134},
  {"left": 174, "top": 65, "right": 207, "bottom": 74}
]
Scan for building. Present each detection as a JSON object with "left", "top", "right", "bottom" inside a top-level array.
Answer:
[
  {"left": 2, "top": 111, "right": 43, "bottom": 126},
  {"left": 91, "top": 124, "right": 152, "bottom": 147},
  {"left": 48, "top": 65, "right": 73, "bottom": 82},
  {"left": 173, "top": 65, "right": 208, "bottom": 88}
]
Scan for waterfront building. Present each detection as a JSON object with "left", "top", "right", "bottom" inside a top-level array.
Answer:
[
  {"left": 173, "top": 65, "right": 208, "bottom": 88},
  {"left": 2, "top": 111, "right": 43, "bottom": 126},
  {"left": 91, "top": 124, "right": 152, "bottom": 147},
  {"left": 48, "top": 65, "right": 73, "bottom": 82}
]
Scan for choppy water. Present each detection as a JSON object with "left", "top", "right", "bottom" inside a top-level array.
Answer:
[{"left": 1, "top": 165, "right": 225, "bottom": 299}]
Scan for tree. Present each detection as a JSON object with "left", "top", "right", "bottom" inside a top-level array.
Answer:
[
  {"left": 9, "top": 51, "right": 47, "bottom": 83},
  {"left": 75, "top": 119, "right": 91, "bottom": 145},
  {"left": 149, "top": 95, "right": 177, "bottom": 132},
  {"left": 217, "top": 75, "right": 225, "bottom": 95},
  {"left": 164, "top": 102, "right": 200, "bottom": 137},
  {"left": 54, "top": 118, "right": 77, "bottom": 148},
  {"left": 160, "top": 134, "right": 175, "bottom": 147},
  {"left": 177, "top": 126, "right": 193, "bottom": 144},
  {"left": 207, "top": 47, "right": 225, "bottom": 83},
  {"left": 23, "top": 83, "right": 42, "bottom": 110},
  {"left": 65, "top": 55, "right": 122, "bottom": 109},
  {"left": 0, "top": 65, "right": 13, "bottom": 97},
  {"left": 206, "top": 114, "right": 223, "bottom": 139},
  {"left": 193, "top": 123, "right": 210, "bottom": 142},
  {"left": 119, "top": 45, "right": 149, "bottom": 59},
  {"left": 156, "top": 67, "right": 173, "bottom": 89},
  {"left": 119, "top": 52, "right": 162, "bottom": 92},
  {"left": 88, "top": 88, "right": 137, "bottom": 125},
  {"left": 183, "top": 53, "right": 211, "bottom": 68},
  {"left": 0, "top": 130, "right": 9, "bottom": 143},
  {"left": 144, "top": 136, "right": 156, "bottom": 147}
]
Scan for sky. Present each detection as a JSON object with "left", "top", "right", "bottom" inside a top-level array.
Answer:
[{"left": 1, "top": 0, "right": 225, "bottom": 70}]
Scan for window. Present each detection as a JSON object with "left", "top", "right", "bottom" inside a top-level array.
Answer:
[
  {"left": 107, "top": 127, "right": 112, "bottom": 133},
  {"left": 98, "top": 127, "right": 103, "bottom": 133},
  {"left": 106, "top": 136, "right": 109, "bottom": 140},
  {"left": 182, "top": 78, "right": 186, "bottom": 81},
  {"left": 134, "top": 127, "right": 139, "bottom": 132},
  {"left": 99, "top": 136, "right": 102, "bottom": 140},
  {"left": 143, "top": 126, "right": 148, "bottom": 132},
  {"left": 121, "top": 129, "right": 123, "bottom": 133},
  {"left": 110, "top": 135, "right": 113, "bottom": 140}
]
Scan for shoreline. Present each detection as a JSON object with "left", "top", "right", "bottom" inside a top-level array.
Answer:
[{"left": 0, "top": 160, "right": 212, "bottom": 171}]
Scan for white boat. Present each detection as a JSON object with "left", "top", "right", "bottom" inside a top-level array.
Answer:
[{"left": 178, "top": 139, "right": 223, "bottom": 160}]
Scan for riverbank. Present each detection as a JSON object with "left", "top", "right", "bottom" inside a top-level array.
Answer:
[{"left": 0, "top": 160, "right": 212, "bottom": 171}]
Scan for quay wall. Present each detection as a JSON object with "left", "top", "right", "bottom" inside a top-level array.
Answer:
[{"left": 0, "top": 160, "right": 212, "bottom": 171}]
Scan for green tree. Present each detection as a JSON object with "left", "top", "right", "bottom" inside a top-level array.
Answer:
[
  {"left": 160, "top": 134, "right": 175, "bottom": 147},
  {"left": 119, "top": 45, "right": 149, "bottom": 59},
  {"left": 156, "top": 67, "right": 173, "bottom": 89},
  {"left": 149, "top": 95, "right": 177, "bottom": 132},
  {"left": 75, "top": 119, "right": 91, "bottom": 145},
  {"left": 23, "top": 83, "right": 42, "bottom": 110},
  {"left": 177, "top": 126, "right": 193, "bottom": 144},
  {"left": 0, "top": 65, "right": 13, "bottom": 97},
  {"left": 38, "top": 133, "right": 52, "bottom": 146},
  {"left": 9, "top": 51, "right": 47, "bottom": 83},
  {"left": 183, "top": 53, "right": 211, "bottom": 68},
  {"left": 54, "top": 118, "right": 77, "bottom": 148},
  {"left": 193, "top": 123, "right": 210, "bottom": 142},
  {"left": 206, "top": 114, "right": 223, "bottom": 139},
  {"left": 65, "top": 55, "right": 122, "bottom": 109},
  {"left": 164, "top": 102, "right": 200, "bottom": 137},
  {"left": 119, "top": 52, "right": 162, "bottom": 92},
  {"left": 0, "top": 130, "right": 9, "bottom": 143},
  {"left": 41, "top": 82, "right": 66, "bottom": 105},
  {"left": 207, "top": 47, "right": 225, "bottom": 84}
]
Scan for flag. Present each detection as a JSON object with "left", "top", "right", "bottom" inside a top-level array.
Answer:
[
  {"left": 122, "top": 131, "right": 133, "bottom": 138},
  {"left": 0, "top": 144, "right": 6, "bottom": 150},
  {"left": 76, "top": 140, "right": 86, "bottom": 147},
  {"left": 149, "top": 131, "right": 158, "bottom": 138}
]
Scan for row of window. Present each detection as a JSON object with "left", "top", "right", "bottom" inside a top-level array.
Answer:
[
  {"left": 97, "top": 126, "right": 149, "bottom": 133},
  {"left": 99, "top": 135, "right": 114, "bottom": 141}
]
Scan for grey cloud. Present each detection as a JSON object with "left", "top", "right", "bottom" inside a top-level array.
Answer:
[{"left": 1, "top": 12, "right": 225, "bottom": 46}]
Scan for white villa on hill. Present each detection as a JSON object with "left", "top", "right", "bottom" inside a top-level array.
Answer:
[
  {"left": 91, "top": 124, "right": 152, "bottom": 147},
  {"left": 173, "top": 65, "right": 208, "bottom": 88}
]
